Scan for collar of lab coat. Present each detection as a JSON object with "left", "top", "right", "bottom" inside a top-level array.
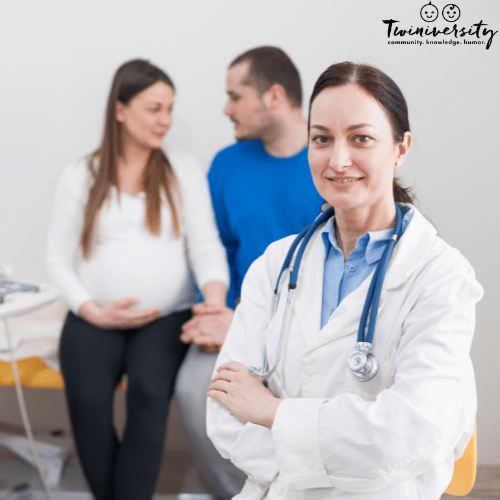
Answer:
[{"left": 290, "top": 205, "right": 437, "bottom": 347}]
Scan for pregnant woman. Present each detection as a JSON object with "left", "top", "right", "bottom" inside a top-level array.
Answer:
[{"left": 47, "top": 59, "right": 228, "bottom": 499}]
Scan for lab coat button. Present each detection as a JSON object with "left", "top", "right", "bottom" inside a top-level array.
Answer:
[{"left": 303, "top": 365, "right": 314, "bottom": 376}]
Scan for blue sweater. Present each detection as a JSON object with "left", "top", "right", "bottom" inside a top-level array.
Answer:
[{"left": 208, "top": 140, "right": 324, "bottom": 308}]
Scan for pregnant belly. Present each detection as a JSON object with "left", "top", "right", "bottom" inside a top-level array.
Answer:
[{"left": 78, "top": 239, "right": 196, "bottom": 314}]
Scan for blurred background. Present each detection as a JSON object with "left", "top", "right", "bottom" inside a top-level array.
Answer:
[{"left": 0, "top": 0, "right": 498, "bottom": 494}]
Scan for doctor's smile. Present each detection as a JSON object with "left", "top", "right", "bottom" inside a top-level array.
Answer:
[{"left": 327, "top": 176, "right": 365, "bottom": 183}]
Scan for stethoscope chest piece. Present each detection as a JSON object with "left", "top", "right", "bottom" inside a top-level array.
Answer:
[{"left": 347, "top": 342, "right": 379, "bottom": 382}]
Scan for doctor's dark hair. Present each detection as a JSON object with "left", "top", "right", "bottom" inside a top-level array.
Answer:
[
  {"left": 229, "top": 46, "right": 302, "bottom": 108},
  {"left": 81, "top": 59, "right": 181, "bottom": 259},
  {"left": 309, "top": 62, "right": 415, "bottom": 204}
]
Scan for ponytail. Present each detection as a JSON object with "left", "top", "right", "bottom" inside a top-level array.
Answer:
[{"left": 393, "top": 178, "right": 415, "bottom": 204}]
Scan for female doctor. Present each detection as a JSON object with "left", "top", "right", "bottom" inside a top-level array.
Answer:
[{"left": 206, "top": 62, "right": 483, "bottom": 500}]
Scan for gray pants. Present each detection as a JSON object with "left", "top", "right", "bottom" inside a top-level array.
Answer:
[{"left": 175, "top": 344, "right": 246, "bottom": 500}]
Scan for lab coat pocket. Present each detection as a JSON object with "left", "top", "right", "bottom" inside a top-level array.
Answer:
[{"left": 346, "top": 359, "right": 395, "bottom": 402}]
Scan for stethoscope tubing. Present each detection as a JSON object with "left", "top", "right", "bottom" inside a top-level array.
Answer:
[
  {"left": 357, "top": 205, "right": 403, "bottom": 344},
  {"left": 249, "top": 208, "right": 335, "bottom": 378},
  {"left": 249, "top": 204, "right": 405, "bottom": 380}
]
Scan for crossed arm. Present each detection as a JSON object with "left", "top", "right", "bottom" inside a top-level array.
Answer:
[{"left": 206, "top": 238, "right": 482, "bottom": 494}]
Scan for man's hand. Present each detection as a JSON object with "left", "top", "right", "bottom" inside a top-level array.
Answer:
[
  {"left": 208, "top": 361, "right": 282, "bottom": 428},
  {"left": 180, "top": 303, "right": 234, "bottom": 350},
  {"left": 78, "top": 298, "right": 161, "bottom": 329}
]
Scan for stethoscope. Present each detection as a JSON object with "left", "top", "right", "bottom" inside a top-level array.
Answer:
[{"left": 249, "top": 204, "right": 404, "bottom": 383}]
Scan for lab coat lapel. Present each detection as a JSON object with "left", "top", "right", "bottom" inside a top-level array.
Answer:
[
  {"left": 314, "top": 209, "right": 435, "bottom": 347},
  {"left": 383, "top": 207, "right": 437, "bottom": 290},
  {"left": 313, "top": 275, "right": 375, "bottom": 348},
  {"left": 290, "top": 225, "right": 377, "bottom": 347},
  {"left": 290, "top": 206, "right": 435, "bottom": 348}
]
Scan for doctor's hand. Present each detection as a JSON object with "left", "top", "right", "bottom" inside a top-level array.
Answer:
[
  {"left": 180, "top": 304, "right": 234, "bottom": 352},
  {"left": 208, "top": 361, "right": 282, "bottom": 429},
  {"left": 78, "top": 298, "right": 161, "bottom": 330}
]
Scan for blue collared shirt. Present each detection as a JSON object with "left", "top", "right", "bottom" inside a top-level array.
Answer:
[{"left": 320, "top": 208, "right": 413, "bottom": 328}]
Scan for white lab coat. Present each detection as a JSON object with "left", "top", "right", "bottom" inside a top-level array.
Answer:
[{"left": 207, "top": 205, "right": 483, "bottom": 500}]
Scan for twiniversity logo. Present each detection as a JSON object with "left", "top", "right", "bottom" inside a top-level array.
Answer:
[{"left": 383, "top": 2, "right": 497, "bottom": 50}]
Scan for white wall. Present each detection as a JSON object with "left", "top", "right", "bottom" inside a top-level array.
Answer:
[{"left": 1, "top": 0, "right": 498, "bottom": 463}]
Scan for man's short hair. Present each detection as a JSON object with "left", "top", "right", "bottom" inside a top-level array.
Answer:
[{"left": 229, "top": 46, "right": 302, "bottom": 108}]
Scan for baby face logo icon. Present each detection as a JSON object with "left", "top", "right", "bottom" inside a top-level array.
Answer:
[
  {"left": 420, "top": 2, "right": 439, "bottom": 22},
  {"left": 442, "top": 4, "right": 461, "bottom": 22}
]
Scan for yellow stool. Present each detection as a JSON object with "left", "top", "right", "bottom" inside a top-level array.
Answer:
[
  {"left": 445, "top": 419, "right": 477, "bottom": 496},
  {"left": 0, "top": 357, "right": 127, "bottom": 390},
  {"left": 0, "top": 357, "right": 63, "bottom": 388}
]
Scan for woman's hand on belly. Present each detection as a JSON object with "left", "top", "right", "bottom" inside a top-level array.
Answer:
[{"left": 78, "top": 298, "right": 161, "bottom": 329}]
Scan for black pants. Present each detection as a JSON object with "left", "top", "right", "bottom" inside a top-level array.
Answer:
[{"left": 59, "top": 310, "right": 191, "bottom": 500}]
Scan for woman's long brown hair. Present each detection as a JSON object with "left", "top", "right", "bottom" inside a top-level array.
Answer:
[{"left": 81, "top": 59, "right": 181, "bottom": 259}]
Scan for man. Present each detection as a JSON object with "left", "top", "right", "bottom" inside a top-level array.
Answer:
[{"left": 175, "top": 46, "right": 323, "bottom": 500}]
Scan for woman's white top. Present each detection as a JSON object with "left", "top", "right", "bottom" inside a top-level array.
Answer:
[
  {"left": 46, "top": 149, "right": 229, "bottom": 316},
  {"left": 207, "top": 205, "right": 483, "bottom": 500}
]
